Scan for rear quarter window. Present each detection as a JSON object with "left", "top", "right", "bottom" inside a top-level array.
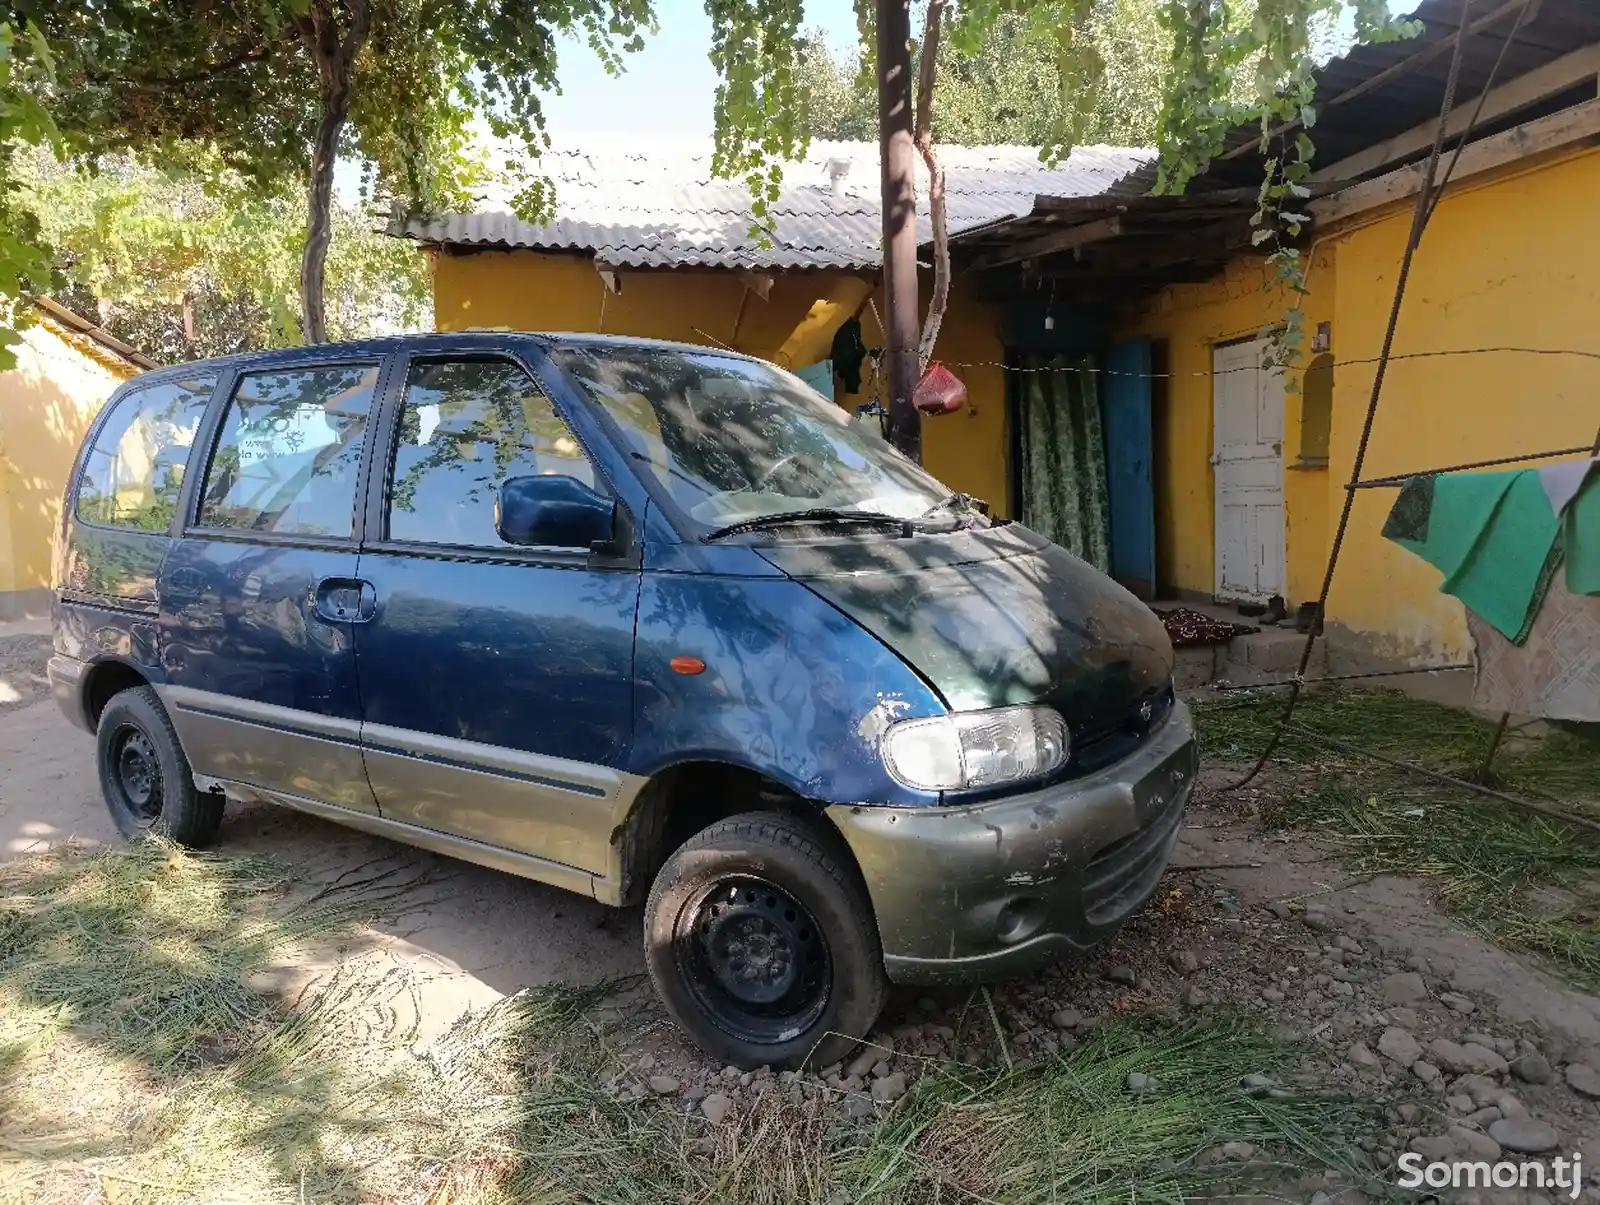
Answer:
[{"left": 76, "top": 373, "right": 217, "bottom": 531}]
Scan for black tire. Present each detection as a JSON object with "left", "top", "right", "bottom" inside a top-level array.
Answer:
[
  {"left": 644, "top": 811, "right": 888, "bottom": 1071},
  {"left": 96, "top": 686, "right": 223, "bottom": 847}
]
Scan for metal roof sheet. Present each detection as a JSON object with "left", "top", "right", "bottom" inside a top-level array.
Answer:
[{"left": 393, "top": 138, "right": 1155, "bottom": 270}]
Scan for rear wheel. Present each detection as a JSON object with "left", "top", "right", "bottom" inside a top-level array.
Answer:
[
  {"left": 96, "top": 686, "right": 223, "bottom": 847},
  {"left": 644, "top": 811, "right": 887, "bottom": 1070}
]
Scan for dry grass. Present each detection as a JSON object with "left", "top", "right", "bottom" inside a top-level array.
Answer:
[
  {"left": 1198, "top": 689, "right": 1600, "bottom": 989},
  {"left": 1, "top": 839, "right": 1378, "bottom": 1204}
]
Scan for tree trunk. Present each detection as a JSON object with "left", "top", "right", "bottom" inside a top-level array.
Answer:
[
  {"left": 876, "top": 0, "right": 921, "bottom": 462},
  {"left": 295, "top": 0, "right": 372, "bottom": 345},
  {"left": 913, "top": 0, "right": 948, "bottom": 374}
]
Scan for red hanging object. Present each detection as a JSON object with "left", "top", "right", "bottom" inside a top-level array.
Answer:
[{"left": 912, "top": 361, "right": 967, "bottom": 415}]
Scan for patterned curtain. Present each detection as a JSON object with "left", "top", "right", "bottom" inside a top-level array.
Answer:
[{"left": 1018, "top": 355, "right": 1111, "bottom": 571}]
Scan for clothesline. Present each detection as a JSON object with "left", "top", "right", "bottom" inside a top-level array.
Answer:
[
  {"left": 1350, "top": 437, "right": 1600, "bottom": 489},
  {"left": 932, "top": 345, "right": 1600, "bottom": 380}
]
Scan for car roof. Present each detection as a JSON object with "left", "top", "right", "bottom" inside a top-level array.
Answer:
[{"left": 118, "top": 330, "right": 765, "bottom": 388}]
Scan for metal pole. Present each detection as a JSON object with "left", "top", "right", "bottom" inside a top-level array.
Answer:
[{"left": 876, "top": 0, "right": 922, "bottom": 462}]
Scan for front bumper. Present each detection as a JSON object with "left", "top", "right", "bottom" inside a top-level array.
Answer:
[{"left": 827, "top": 700, "right": 1197, "bottom": 985}]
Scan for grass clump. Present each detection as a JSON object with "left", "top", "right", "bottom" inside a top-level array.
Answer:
[{"left": 1197, "top": 689, "right": 1600, "bottom": 989}]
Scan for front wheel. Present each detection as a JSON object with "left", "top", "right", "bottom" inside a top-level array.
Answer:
[{"left": 644, "top": 811, "right": 888, "bottom": 1070}]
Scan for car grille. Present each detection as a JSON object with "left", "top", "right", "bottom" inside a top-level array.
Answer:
[
  {"left": 1079, "top": 771, "right": 1187, "bottom": 926},
  {"left": 1066, "top": 684, "right": 1174, "bottom": 779}
]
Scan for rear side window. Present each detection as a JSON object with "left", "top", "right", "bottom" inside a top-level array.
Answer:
[
  {"left": 76, "top": 374, "right": 216, "bottom": 531},
  {"left": 197, "top": 363, "right": 379, "bottom": 538},
  {"left": 386, "top": 358, "right": 598, "bottom": 548}
]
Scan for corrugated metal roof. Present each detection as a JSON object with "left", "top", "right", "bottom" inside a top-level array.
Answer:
[{"left": 392, "top": 139, "right": 1155, "bottom": 270}]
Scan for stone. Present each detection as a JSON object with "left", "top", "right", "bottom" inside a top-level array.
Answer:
[
  {"left": 1449, "top": 1125, "right": 1502, "bottom": 1161},
  {"left": 843, "top": 1094, "right": 874, "bottom": 1121},
  {"left": 1304, "top": 909, "right": 1336, "bottom": 932},
  {"left": 1126, "top": 1072, "right": 1159, "bottom": 1096},
  {"left": 700, "top": 1093, "right": 733, "bottom": 1125},
  {"left": 1171, "top": 949, "right": 1199, "bottom": 974},
  {"left": 1428, "top": 1039, "right": 1507, "bottom": 1076},
  {"left": 1378, "top": 1027, "right": 1423, "bottom": 1066},
  {"left": 1337, "top": 936, "right": 1363, "bottom": 954},
  {"left": 1051, "top": 1008, "right": 1083, "bottom": 1031},
  {"left": 1381, "top": 972, "right": 1429, "bottom": 1005},
  {"left": 1412, "top": 1061, "right": 1442, "bottom": 1084},
  {"left": 1106, "top": 965, "right": 1137, "bottom": 985},
  {"left": 1464, "top": 1106, "right": 1502, "bottom": 1128},
  {"left": 1452, "top": 1074, "right": 1501, "bottom": 1107},
  {"left": 870, "top": 1060, "right": 891, "bottom": 1079},
  {"left": 1241, "top": 1072, "right": 1277, "bottom": 1093},
  {"left": 1330, "top": 980, "right": 1355, "bottom": 998},
  {"left": 648, "top": 1075, "right": 681, "bottom": 1096},
  {"left": 839, "top": 1074, "right": 863, "bottom": 1093},
  {"left": 1488, "top": 1117, "right": 1559, "bottom": 1154},
  {"left": 1268, "top": 900, "right": 1293, "bottom": 919},
  {"left": 1409, "top": 1135, "right": 1456, "bottom": 1161},
  {"left": 1347, "top": 1043, "right": 1381, "bottom": 1069},
  {"left": 1564, "top": 1063, "right": 1600, "bottom": 1098},
  {"left": 1262, "top": 987, "right": 1286, "bottom": 1004},
  {"left": 1181, "top": 984, "right": 1207, "bottom": 1008},
  {"left": 1447, "top": 1094, "right": 1475, "bottom": 1114},
  {"left": 870, "top": 1072, "right": 907, "bottom": 1104},
  {"left": 1463, "top": 1032, "right": 1499, "bottom": 1050},
  {"left": 1511, "top": 1051, "right": 1555, "bottom": 1084},
  {"left": 1387, "top": 1007, "right": 1419, "bottom": 1028},
  {"left": 1493, "top": 1092, "right": 1530, "bottom": 1120},
  {"left": 845, "top": 1041, "right": 892, "bottom": 1080},
  {"left": 1219, "top": 1141, "right": 1258, "bottom": 1162},
  {"left": 1439, "top": 991, "right": 1476, "bottom": 1014},
  {"left": 1398, "top": 1103, "right": 1421, "bottom": 1124}
]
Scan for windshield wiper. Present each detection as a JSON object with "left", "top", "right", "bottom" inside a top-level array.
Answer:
[{"left": 702, "top": 508, "right": 911, "bottom": 541}]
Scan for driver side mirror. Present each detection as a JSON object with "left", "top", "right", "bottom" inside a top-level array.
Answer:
[{"left": 495, "top": 474, "right": 617, "bottom": 551}]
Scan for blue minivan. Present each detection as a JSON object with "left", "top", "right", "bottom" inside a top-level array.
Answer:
[{"left": 50, "top": 332, "right": 1195, "bottom": 1068}]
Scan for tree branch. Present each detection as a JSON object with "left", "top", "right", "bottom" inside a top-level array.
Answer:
[{"left": 914, "top": 0, "right": 948, "bottom": 374}]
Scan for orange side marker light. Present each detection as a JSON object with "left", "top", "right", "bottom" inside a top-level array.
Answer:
[{"left": 670, "top": 655, "right": 707, "bottom": 675}]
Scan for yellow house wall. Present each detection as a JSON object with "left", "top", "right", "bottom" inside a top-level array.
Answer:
[
  {"left": 0, "top": 320, "right": 133, "bottom": 618},
  {"left": 1120, "top": 246, "right": 1338, "bottom": 607},
  {"left": 429, "top": 250, "right": 1015, "bottom": 514},
  {"left": 1122, "top": 143, "right": 1600, "bottom": 667},
  {"left": 1319, "top": 145, "right": 1600, "bottom": 666}
]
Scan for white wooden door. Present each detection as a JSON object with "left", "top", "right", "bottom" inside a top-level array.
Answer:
[{"left": 1212, "top": 339, "right": 1286, "bottom": 602}]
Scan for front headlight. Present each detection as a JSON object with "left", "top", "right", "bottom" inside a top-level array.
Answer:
[{"left": 881, "top": 705, "right": 1069, "bottom": 792}]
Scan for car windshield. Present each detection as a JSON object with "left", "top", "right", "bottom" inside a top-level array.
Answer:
[{"left": 551, "top": 346, "right": 951, "bottom": 533}]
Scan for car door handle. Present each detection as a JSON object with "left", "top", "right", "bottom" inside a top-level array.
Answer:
[{"left": 312, "top": 577, "right": 377, "bottom": 624}]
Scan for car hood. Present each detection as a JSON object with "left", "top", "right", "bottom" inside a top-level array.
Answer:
[{"left": 757, "top": 524, "right": 1173, "bottom": 733}]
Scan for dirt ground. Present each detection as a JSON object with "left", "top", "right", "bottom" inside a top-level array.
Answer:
[{"left": 4, "top": 621, "right": 1599, "bottom": 1200}]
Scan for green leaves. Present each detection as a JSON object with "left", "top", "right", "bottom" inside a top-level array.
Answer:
[{"left": 0, "top": 20, "right": 62, "bottom": 370}]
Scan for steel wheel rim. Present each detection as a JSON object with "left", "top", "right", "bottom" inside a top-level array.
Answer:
[
  {"left": 112, "top": 725, "right": 163, "bottom": 824},
  {"left": 675, "top": 875, "right": 832, "bottom": 1046}
]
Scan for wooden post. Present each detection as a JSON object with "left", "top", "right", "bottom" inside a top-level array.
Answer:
[{"left": 876, "top": 0, "right": 922, "bottom": 462}]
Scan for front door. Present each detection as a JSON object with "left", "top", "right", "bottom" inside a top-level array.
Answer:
[
  {"left": 159, "top": 356, "right": 384, "bottom": 814},
  {"left": 1212, "top": 339, "right": 1286, "bottom": 602},
  {"left": 353, "top": 352, "right": 641, "bottom": 879}
]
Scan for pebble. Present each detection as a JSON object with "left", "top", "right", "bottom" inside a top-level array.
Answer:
[
  {"left": 1268, "top": 900, "right": 1294, "bottom": 919},
  {"left": 845, "top": 1040, "right": 893, "bottom": 1080},
  {"left": 870, "top": 1060, "right": 891, "bottom": 1079},
  {"left": 1347, "top": 1042, "right": 1381, "bottom": 1069},
  {"left": 1336, "top": 935, "right": 1363, "bottom": 954},
  {"left": 1051, "top": 1008, "right": 1082, "bottom": 1031},
  {"left": 1511, "top": 1051, "right": 1555, "bottom": 1084},
  {"left": 1565, "top": 1062, "right": 1600, "bottom": 1098},
  {"left": 1381, "top": 972, "right": 1429, "bottom": 1005},
  {"left": 1412, "top": 1060, "right": 1442, "bottom": 1084},
  {"left": 1464, "top": 1106, "right": 1502, "bottom": 1128},
  {"left": 1448, "top": 1125, "right": 1502, "bottom": 1161},
  {"left": 700, "top": 1093, "right": 733, "bottom": 1125},
  {"left": 1126, "top": 1072, "right": 1159, "bottom": 1096},
  {"left": 1105, "top": 965, "right": 1138, "bottom": 985},
  {"left": 1181, "top": 984, "right": 1207, "bottom": 1008},
  {"left": 1241, "top": 1072, "right": 1277, "bottom": 1093},
  {"left": 870, "top": 1072, "right": 908, "bottom": 1104},
  {"left": 1494, "top": 1091, "right": 1530, "bottom": 1120},
  {"left": 1304, "top": 909, "right": 1336, "bottom": 932},
  {"left": 843, "top": 1094, "right": 874, "bottom": 1120},
  {"left": 1439, "top": 991, "right": 1476, "bottom": 1014},
  {"left": 1387, "top": 1007, "right": 1419, "bottom": 1028},
  {"left": 648, "top": 1075, "right": 681, "bottom": 1096},
  {"left": 1378, "top": 1026, "right": 1423, "bottom": 1066},
  {"left": 1262, "top": 987, "right": 1285, "bottom": 1004},
  {"left": 1397, "top": 1103, "right": 1420, "bottom": 1123},
  {"left": 1447, "top": 1093, "right": 1475, "bottom": 1114},
  {"left": 1330, "top": 980, "right": 1354, "bottom": 998},
  {"left": 1171, "top": 949, "right": 1199, "bottom": 974},
  {"left": 1409, "top": 1135, "right": 1456, "bottom": 1161},
  {"left": 1219, "top": 1141, "right": 1258, "bottom": 1161},
  {"left": 1488, "top": 1117, "right": 1559, "bottom": 1154},
  {"left": 1428, "top": 1038, "right": 1507, "bottom": 1076}
]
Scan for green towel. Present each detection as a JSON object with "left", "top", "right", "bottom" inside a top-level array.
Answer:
[
  {"left": 1567, "top": 472, "right": 1600, "bottom": 596},
  {"left": 1383, "top": 468, "right": 1561, "bottom": 643}
]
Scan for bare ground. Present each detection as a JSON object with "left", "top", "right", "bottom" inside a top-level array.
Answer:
[{"left": 4, "top": 624, "right": 1599, "bottom": 1202}]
